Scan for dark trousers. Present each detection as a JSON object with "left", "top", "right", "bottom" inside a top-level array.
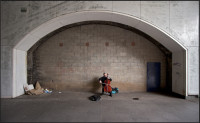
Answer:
[{"left": 102, "top": 84, "right": 105, "bottom": 94}]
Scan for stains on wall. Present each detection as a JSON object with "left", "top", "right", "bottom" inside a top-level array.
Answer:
[{"left": 27, "top": 21, "right": 171, "bottom": 92}]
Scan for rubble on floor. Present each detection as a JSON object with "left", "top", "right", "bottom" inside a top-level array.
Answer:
[{"left": 24, "top": 82, "right": 45, "bottom": 95}]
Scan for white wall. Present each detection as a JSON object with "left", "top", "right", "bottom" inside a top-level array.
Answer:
[
  {"left": 13, "top": 49, "right": 27, "bottom": 97},
  {"left": 1, "top": 1, "right": 199, "bottom": 97},
  {"left": 12, "top": 11, "right": 187, "bottom": 97}
]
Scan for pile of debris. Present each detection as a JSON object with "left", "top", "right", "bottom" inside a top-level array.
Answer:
[{"left": 23, "top": 82, "right": 52, "bottom": 95}]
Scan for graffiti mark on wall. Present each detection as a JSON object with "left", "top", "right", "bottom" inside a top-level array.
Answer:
[
  {"left": 173, "top": 62, "right": 181, "bottom": 67},
  {"left": 175, "top": 72, "right": 181, "bottom": 77}
]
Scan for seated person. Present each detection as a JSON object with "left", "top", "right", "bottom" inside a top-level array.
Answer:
[{"left": 99, "top": 73, "right": 112, "bottom": 96}]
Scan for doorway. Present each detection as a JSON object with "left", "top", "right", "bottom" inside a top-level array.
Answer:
[{"left": 147, "top": 62, "right": 161, "bottom": 92}]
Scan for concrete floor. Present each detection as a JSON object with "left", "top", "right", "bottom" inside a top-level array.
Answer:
[{"left": 1, "top": 91, "right": 199, "bottom": 122}]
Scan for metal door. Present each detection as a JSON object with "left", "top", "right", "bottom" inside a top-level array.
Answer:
[{"left": 147, "top": 62, "right": 161, "bottom": 92}]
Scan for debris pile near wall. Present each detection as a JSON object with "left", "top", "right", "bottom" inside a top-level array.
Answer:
[{"left": 24, "top": 82, "right": 44, "bottom": 95}]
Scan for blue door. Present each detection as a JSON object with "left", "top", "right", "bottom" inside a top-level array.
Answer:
[{"left": 147, "top": 62, "right": 161, "bottom": 92}]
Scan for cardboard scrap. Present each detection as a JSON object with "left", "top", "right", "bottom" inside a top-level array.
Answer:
[
  {"left": 25, "top": 82, "right": 44, "bottom": 95},
  {"left": 35, "top": 81, "right": 42, "bottom": 90}
]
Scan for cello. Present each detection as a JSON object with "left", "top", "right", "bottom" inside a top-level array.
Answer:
[{"left": 103, "top": 78, "right": 112, "bottom": 93}]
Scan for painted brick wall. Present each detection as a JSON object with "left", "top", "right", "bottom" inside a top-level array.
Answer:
[{"left": 28, "top": 24, "right": 166, "bottom": 92}]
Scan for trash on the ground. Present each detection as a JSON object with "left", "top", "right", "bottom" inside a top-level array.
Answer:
[
  {"left": 23, "top": 84, "right": 35, "bottom": 92},
  {"left": 44, "top": 88, "right": 52, "bottom": 93},
  {"left": 24, "top": 81, "right": 44, "bottom": 95},
  {"left": 28, "top": 84, "right": 34, "bottom": 90},
  {"left": 133, "top": 98, "right": 139, "bottom": 100},
  {"left": 89, "top": 95, "right": 101, "bottom": 101},
  {"left": 58, "top": 92, "right": 62, "bottom": 93},
  {"left": 23, "top": 84, "right": 29, "bottom": 92}
]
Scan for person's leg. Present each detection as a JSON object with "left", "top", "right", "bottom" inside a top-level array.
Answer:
[
  {"left": 109, "top": 92, "right": 112, "bottom": 97},
  {"left": 102, "top": 85, "right": 104, "bottom": 94}
]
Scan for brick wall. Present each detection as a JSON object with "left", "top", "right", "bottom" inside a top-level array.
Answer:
[{"left": 28, "top": 24, "right": 166, "bottom": 92}]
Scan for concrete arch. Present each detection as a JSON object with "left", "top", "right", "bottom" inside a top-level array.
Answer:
[{"left": 13, "top": 11, "right": 187, "bottom": 98}]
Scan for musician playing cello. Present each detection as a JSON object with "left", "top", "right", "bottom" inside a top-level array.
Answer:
[{"left": 99, "top": 73, "right": 112, "bottom": 96}]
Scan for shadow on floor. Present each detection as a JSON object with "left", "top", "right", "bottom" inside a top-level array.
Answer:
[{"left": 149, "top": 90, "right": 186, "bottom": 99}]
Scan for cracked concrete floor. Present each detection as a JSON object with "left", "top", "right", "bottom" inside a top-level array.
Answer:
[{"left": 1, "top": 91, "right": 199, "bottom": 122}]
